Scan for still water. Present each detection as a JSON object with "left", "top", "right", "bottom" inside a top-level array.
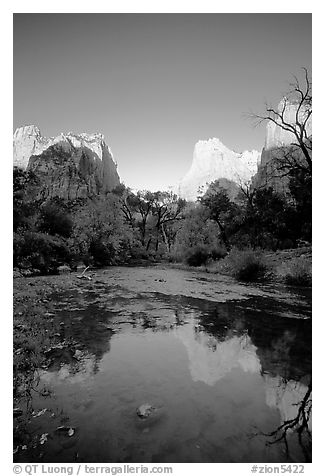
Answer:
[{"left": 16, "top": 266, "right": 312, "bottom": 463}]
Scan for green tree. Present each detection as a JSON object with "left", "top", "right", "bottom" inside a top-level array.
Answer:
[
  {"left": 173, "top": 203, "right": 225, "bottom": 262},
  {"left": 71, "top": 194, "right": 133, "bottom": 266},
  {"left": 241, "top": 187, "right": 296, "bottom": 249},
  {"left": 151, "top": 191, "right": 186, "bottom": 251},
  {"left": 38, "top": 199, "right": 73, "bottom": 238},
  {"left": 13, "top": 167, "right": 40, "bottom": 231},
  {"left": 199, "top": 183, "right": 242, "bottom": 251}
]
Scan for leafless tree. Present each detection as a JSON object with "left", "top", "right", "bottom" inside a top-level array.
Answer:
[{"left": 250, "top": 68, "right": 312, "bottom": 178}]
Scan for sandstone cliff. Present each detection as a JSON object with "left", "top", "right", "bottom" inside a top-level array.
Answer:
[
  {"left": 13, "top": 126, "right": 120, "bottom": 200},
  {"left": 264, "top": 98, "right": 312, "bottom": 151},
  {"left": 253, "top": 99, "right": 312, "bottom": 193},
  {"left": 177, "top": 138, "right": 261, "bottom": 201}
]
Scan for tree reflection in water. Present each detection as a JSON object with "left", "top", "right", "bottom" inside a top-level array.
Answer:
[
  {"left": 263, "top": 381, "right": 312, "bottom": 462},
  {"left": 20, "top": 280, "right": 310, "bottom": 463},
  {"left": 175, "top": 313, "right": 312, "bottom": 462}
]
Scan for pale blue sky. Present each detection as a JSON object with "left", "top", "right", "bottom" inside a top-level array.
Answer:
[{"left": 13, "top": 13, "right": 311, "bottom": 190}]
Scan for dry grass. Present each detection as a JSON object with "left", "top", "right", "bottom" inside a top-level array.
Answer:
[{"left": 277, "top": 256, "right": 312, "bottom": 286}]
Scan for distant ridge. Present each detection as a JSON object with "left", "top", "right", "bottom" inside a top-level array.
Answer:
[{"left": 13, "top": 125, "right": 120, "bottom": 200}]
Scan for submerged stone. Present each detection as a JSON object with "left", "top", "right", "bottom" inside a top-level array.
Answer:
[
  {"left": 57, "top": 265, "right": 71, "bottom": 275},
  {"left": 136, "top": 404, "right": 156, "bottom": 419}
]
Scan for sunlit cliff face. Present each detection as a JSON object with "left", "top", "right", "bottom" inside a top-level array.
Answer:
[
  {"left": 13, "top": 125, "right": 120, "bottom": 199},
  {"left": 176, "top": 137, "right": 261, "bottom": 201},
  {"left": 265, "top": 99, "right": 312, "bottom": 151}
]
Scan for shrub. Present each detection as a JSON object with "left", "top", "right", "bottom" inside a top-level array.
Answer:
[
  {"left": 278, "top": 238, "right": 295, "bottom": 250},
  {"left": 185, "top": 246, "right": 210, "bottom": 267},
  {"left": 38, "top": 200, "right": 73, "bottom": 237},
  {"left": 13, "top": 231, "right": 70, "bottom": 274},
  {"left": 128, "top": 242, "right": 150, "bottom": 260},
  {"left": 281, "top": 257, "right": 312, "bottom": 286},
  {"left": 210, "top": 246, "right": 228, "bottom": 261},
  {"left": 227, "top": 248, "right": 269, "bottom": 282},
  {"left": 89, "top": 239, "right": 116, "bottom": 266}
]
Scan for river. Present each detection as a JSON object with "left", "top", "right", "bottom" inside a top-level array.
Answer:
[{"left": 14, "top": 266, "right": 312, "bottom": 463}]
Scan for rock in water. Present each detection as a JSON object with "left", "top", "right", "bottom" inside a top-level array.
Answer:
[
  {"left": 176, "top": 137, "right": 261, "bottom": 201},
  {"left": 13, "top": 125, "right": 120, "bottom": 200},
  {"left": 136, "top": 403, "right": 156, "bottom": 419},
  {"left": 57, "top": 265, "right": 71, "bottom": 275}
]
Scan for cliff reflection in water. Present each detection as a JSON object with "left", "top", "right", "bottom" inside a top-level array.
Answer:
[
  {"left": 175, "top": 324, "right": 261, "bottom": 385},
  {"left": 174, "top": 315, "right": 311, "bottom": 441},
  {"left": 27, "top": 279, "right": 311, "bottom": 463}
]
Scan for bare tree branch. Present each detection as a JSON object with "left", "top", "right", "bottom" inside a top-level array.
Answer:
[{"left": 249, "top": 68, "right": 312, "bottom": 178}]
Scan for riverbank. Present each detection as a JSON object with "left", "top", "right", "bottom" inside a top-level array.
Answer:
[{"left": 167, "top": 246, "right": 312, "bottom": 286}]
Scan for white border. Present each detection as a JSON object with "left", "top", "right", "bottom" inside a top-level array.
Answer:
[{"left": 3, "top": 3, "right": 322, "bottom": 474}]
